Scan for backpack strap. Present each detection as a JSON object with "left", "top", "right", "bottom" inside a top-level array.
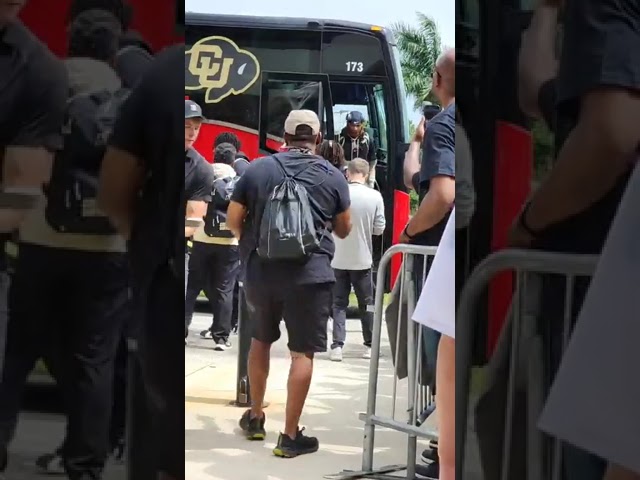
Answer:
[{"left": 272, "top": 153, "right": 316, "bottom": 181}]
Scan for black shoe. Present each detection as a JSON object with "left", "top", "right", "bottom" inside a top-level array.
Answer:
[
  {"left": 415, "top": 461, "right": 439, "bottom": 479},
  {"left": 213, "top": 339, "right": 231, "bottom": 351},
  {"left": 0, "top": 445, "right": 7, "bottom": 472},
  {"left": 200, "top": 330, "right": 213, "bottom": 340},
  {"left": 272, "top": 428, "right": 319, "bottom": 458},
  {"left": 239, "top": 409, "right": 266, "bottom": 440},
  {"left": 421, "top": 447, "right": 438, "bottom": 463},
  {"left": 111, "top": 438, "right": 126, "bottom": 463},
  {"left": 35, "top": 449, "right": 65, "bottom": 474}
]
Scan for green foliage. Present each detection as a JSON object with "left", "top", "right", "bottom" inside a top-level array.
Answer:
[
  {"left": 531, "top": 119, "right": 554, "bottom": 181},
  {"left": 410, "top": 188, "right": 419, "bottom": 213},
  {"left": 392, "top": 13, "right": 443, "bottom": 110}
]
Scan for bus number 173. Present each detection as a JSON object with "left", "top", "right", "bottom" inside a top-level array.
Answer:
[{"left": 346, "top": 61, "right": 364, "bottom": 72}]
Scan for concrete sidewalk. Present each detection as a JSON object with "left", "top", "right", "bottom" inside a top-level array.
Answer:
[{"left": 185, "top": 313, "right": 436, "bottom": 480}]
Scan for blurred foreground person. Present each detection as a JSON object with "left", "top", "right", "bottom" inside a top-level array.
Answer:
[
  {"left": 98, "top": 44, "right": 186, "bottom": 480},
  {"left": 0, "top": 0, "right": 67, "bottom": 474}
]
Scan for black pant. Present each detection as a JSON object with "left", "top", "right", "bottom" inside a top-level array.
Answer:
[
  {"left": 331, "top": 269, "right": 373, "bottom": 348},
  {"left": 134, "top": 262, "right": 184, "bottom": 477},
  {"left": 0, "top": 244, "right": 129, "bottom": 479},
  {"left": 184, "top": 242, "right": 240, "bottom": 341}
]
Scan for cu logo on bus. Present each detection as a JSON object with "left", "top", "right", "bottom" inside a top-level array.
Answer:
[{"left": 185, "top": 36, "right": 261, "bottom": 104}]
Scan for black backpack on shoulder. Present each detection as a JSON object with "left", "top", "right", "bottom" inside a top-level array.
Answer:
[
  {"left": 203, "top": 175, "right": 240, "bottom": 238},
  {"left": 257, "top": 154, "right": 320, "bottom": 261},
  {"left": 45, "top": 88, "right": 130, "bottom": 234}
]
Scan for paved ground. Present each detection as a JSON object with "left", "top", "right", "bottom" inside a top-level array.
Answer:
[{"left": 185, "top": 312, "right": 437, "bottom": 480}]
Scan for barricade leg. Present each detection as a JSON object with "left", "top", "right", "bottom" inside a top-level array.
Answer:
[
  {"left": 126, "top": 343, "right": 155, "bottom": 479},
  {"left": 404, "top": 255, "right": 417, "bottom": 480},
  {"left": 233, "top": 283, "right": 252, "bottom": 407}
]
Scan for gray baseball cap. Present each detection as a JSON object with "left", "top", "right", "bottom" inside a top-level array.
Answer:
[{"left": 185, "top": 100, "right": 204, "bottom": 119}]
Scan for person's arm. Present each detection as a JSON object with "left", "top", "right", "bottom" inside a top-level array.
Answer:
[
  {"left": 332, "top": 174, "right": 352, "bottom": 239},
  {"left": 226, "top": 201, "right": 247, "bottom": 240},
  {"left": 0, "top": 60, "right": 67, "bottom": 232},
  {"left": 373, "top": 193, "right": 386, "bottom": 236},
  {"left": 98, "top": 67, "right": 152, "bottom": 240},
  {"left": 185, "top": 200, "right": 207, "bottom": 237},
  {"left": 98, "top": 147, "right": 144, "bottom": 240},
  {"left": 404, "top": 175, "right": 455, "bottom": 239},
  {"left": 227, "top": 167, "right": 253, "bottom": 240},
  {"left": 401, "top": 118, "right": 456, "bottom": 242},
  {"left": 403, "top": 118, "right": 425, "bottom": 189},
  {"left": 518, "top": 0, "right": 560, "bottom": 119}
]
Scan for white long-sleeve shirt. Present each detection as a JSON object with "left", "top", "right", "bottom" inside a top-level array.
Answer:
[{"left": 332, "top": 182, "right": 386, "bottom": 271}]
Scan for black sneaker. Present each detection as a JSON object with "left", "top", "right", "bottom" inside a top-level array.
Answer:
[
  {"left": 272, "top": 428, "right": 319, "bottom": 458},
  {"left": 421, "top": 446, "right": 438, "bottom": 463},
  {"left": 35, "top": 449, "right": 65, "bottom": 474},
  {"left": 415, "top": 461, "right": 439, "bottom": 479},
  {"left": 239, "top": 409, "right": 266, "bottom": 440},
  {"left": 213, "top": 339, "right": 231, "bottom": 351},
  {"left": 200, "top": 330, "right": 213, "bottom": 340},
  {"left": 0, "top": 445, "right": 7, "bottom": 472}
]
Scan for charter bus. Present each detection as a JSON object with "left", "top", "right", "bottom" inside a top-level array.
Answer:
[
  {"left": 457, "top": 0, "right": 537, "bottom": 359},
  {"left": 185, "top": 13, "right": 412, "bottom": 284}
]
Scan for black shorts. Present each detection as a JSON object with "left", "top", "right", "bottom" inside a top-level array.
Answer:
[
  {"left": 245, "top": 280, "right": 333, "bottom": 353},
  {"left": 558, "top": 0, "right": 640, "bottom": 101}
]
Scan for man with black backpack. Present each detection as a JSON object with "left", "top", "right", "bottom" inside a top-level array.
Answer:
[
  {"left": 185, "top": 142, "right": 241, "bottom": 350},
  {"left": 226, "top": 109, "right": 352, "bottom": 458},
  {"left": 0, "top": 10, "right": 132, "bottom": 479}
]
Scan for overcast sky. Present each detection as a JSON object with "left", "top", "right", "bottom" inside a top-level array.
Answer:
[{"left": 185, "top": 0, "right": 455, "bottom": 120}]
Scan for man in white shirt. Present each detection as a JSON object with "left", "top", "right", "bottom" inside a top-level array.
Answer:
[{"left": 330, "top": 159, "right": 386, "bottom": 361}]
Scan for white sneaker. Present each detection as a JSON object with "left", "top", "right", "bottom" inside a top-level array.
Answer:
[
  {"left": 362, "top": 347, "right": 371, "bottom": 359},
  {"left": 330, "top": 347, "right": 343, "bottom": 362}
]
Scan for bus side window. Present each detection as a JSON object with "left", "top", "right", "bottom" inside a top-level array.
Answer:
[{"left": 372, "top": 84, "right": 389, "bottom": 162}]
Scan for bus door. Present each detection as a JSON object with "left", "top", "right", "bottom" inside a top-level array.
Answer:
[
  {"left": 257, "top": 72, "right": 334, "bottom": 155},
  {"left": 328, "top": 80, "right": 392, "bottom": 264},
  {"left": 459, "top": 0, "right": 536, "bottom": 360}
]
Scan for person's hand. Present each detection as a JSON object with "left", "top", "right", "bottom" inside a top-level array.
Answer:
[
  {"left": 399, "top": 229, "right": 410, "bottom": 244},
  {"left": 413, "top": 117, "right": 426, "bottom": 143}
]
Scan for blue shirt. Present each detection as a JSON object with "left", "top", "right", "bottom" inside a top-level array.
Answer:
[{"left": 411, "top": 102, "right": 456, "bottom": 246}]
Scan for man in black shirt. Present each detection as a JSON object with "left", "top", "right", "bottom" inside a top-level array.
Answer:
[
  {"left": 0, "top": 2, "right": 67, "bottom": 472},
  {"left": 97, "top": 44, "right": 187, "bottom": 480},
  {"left": 227, "top": 110, "right": 352, "bottom": 458},
  {"left": 336, "top": 111, "right": 377, "bottom": 186}
]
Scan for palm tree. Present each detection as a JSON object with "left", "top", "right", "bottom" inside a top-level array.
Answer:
[{"left": 392, "top": 13, "right": 443, "bottom": 110}]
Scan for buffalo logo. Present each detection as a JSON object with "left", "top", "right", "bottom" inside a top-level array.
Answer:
[{"left": 185, "top": 36, "right": 261, "bottom": 104}]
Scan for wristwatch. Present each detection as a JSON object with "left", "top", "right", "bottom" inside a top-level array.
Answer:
[
  {"left": 403, "top": 224, "right": 416, "bottom": 240},
  {"left": 518, "top": 201, "right": 544, "bottom": 237}
]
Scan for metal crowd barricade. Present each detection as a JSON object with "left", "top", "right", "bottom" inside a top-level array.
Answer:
[
  {"left": 328, "top": 244, "right": 439, "bottom": 480},
  {"left": 456, "top": 249, "right": 599, "bottom": 480}
]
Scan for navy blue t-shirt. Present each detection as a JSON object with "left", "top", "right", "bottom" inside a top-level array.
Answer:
[
  {"left": 231, "top": 150, "right": 350, "bottom": 285},
  {"left": 411, "top": 102, "right": 456, "bottom": 246}
]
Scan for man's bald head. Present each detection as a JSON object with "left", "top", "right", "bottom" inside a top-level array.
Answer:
[{"left": 434, "top": 47, "right": 455, "bottom": 99}]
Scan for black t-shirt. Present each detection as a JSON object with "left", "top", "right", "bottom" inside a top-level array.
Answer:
[
  {"left": 0, "top": 21, "right": 67, "bottom": 270},
  {"left": 410, "top": 102, "right": 456, "bottom": 246},
  {"left": 109, "top": 44, "right": 185, "bottom": 274},
  {"left": 184, "top": 147, "right": 214, "bottom": 250},
  {"left": 231, "top": 150, "right": 351, "bottom": 285},
  {"left": 534, "top": 79, "right": 631, "bottom": 254}
]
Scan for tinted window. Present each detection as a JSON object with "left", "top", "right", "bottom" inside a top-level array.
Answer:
[
  {"left": 185, "top": 25, "right": 321, "bottom": 131},
  {"left": 321, "top": 31, "right": 387, "bottom": 77}
]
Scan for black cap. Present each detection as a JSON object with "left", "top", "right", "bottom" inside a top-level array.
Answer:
[
  {"left": 346, "top": 111, "right": 365, "bottom": 125},
  {"left": 185, "top": 100, "right": 204, "bottom": 119},
  {"left": 214, "top": 142, "right": 237, "bottom": 165}
]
